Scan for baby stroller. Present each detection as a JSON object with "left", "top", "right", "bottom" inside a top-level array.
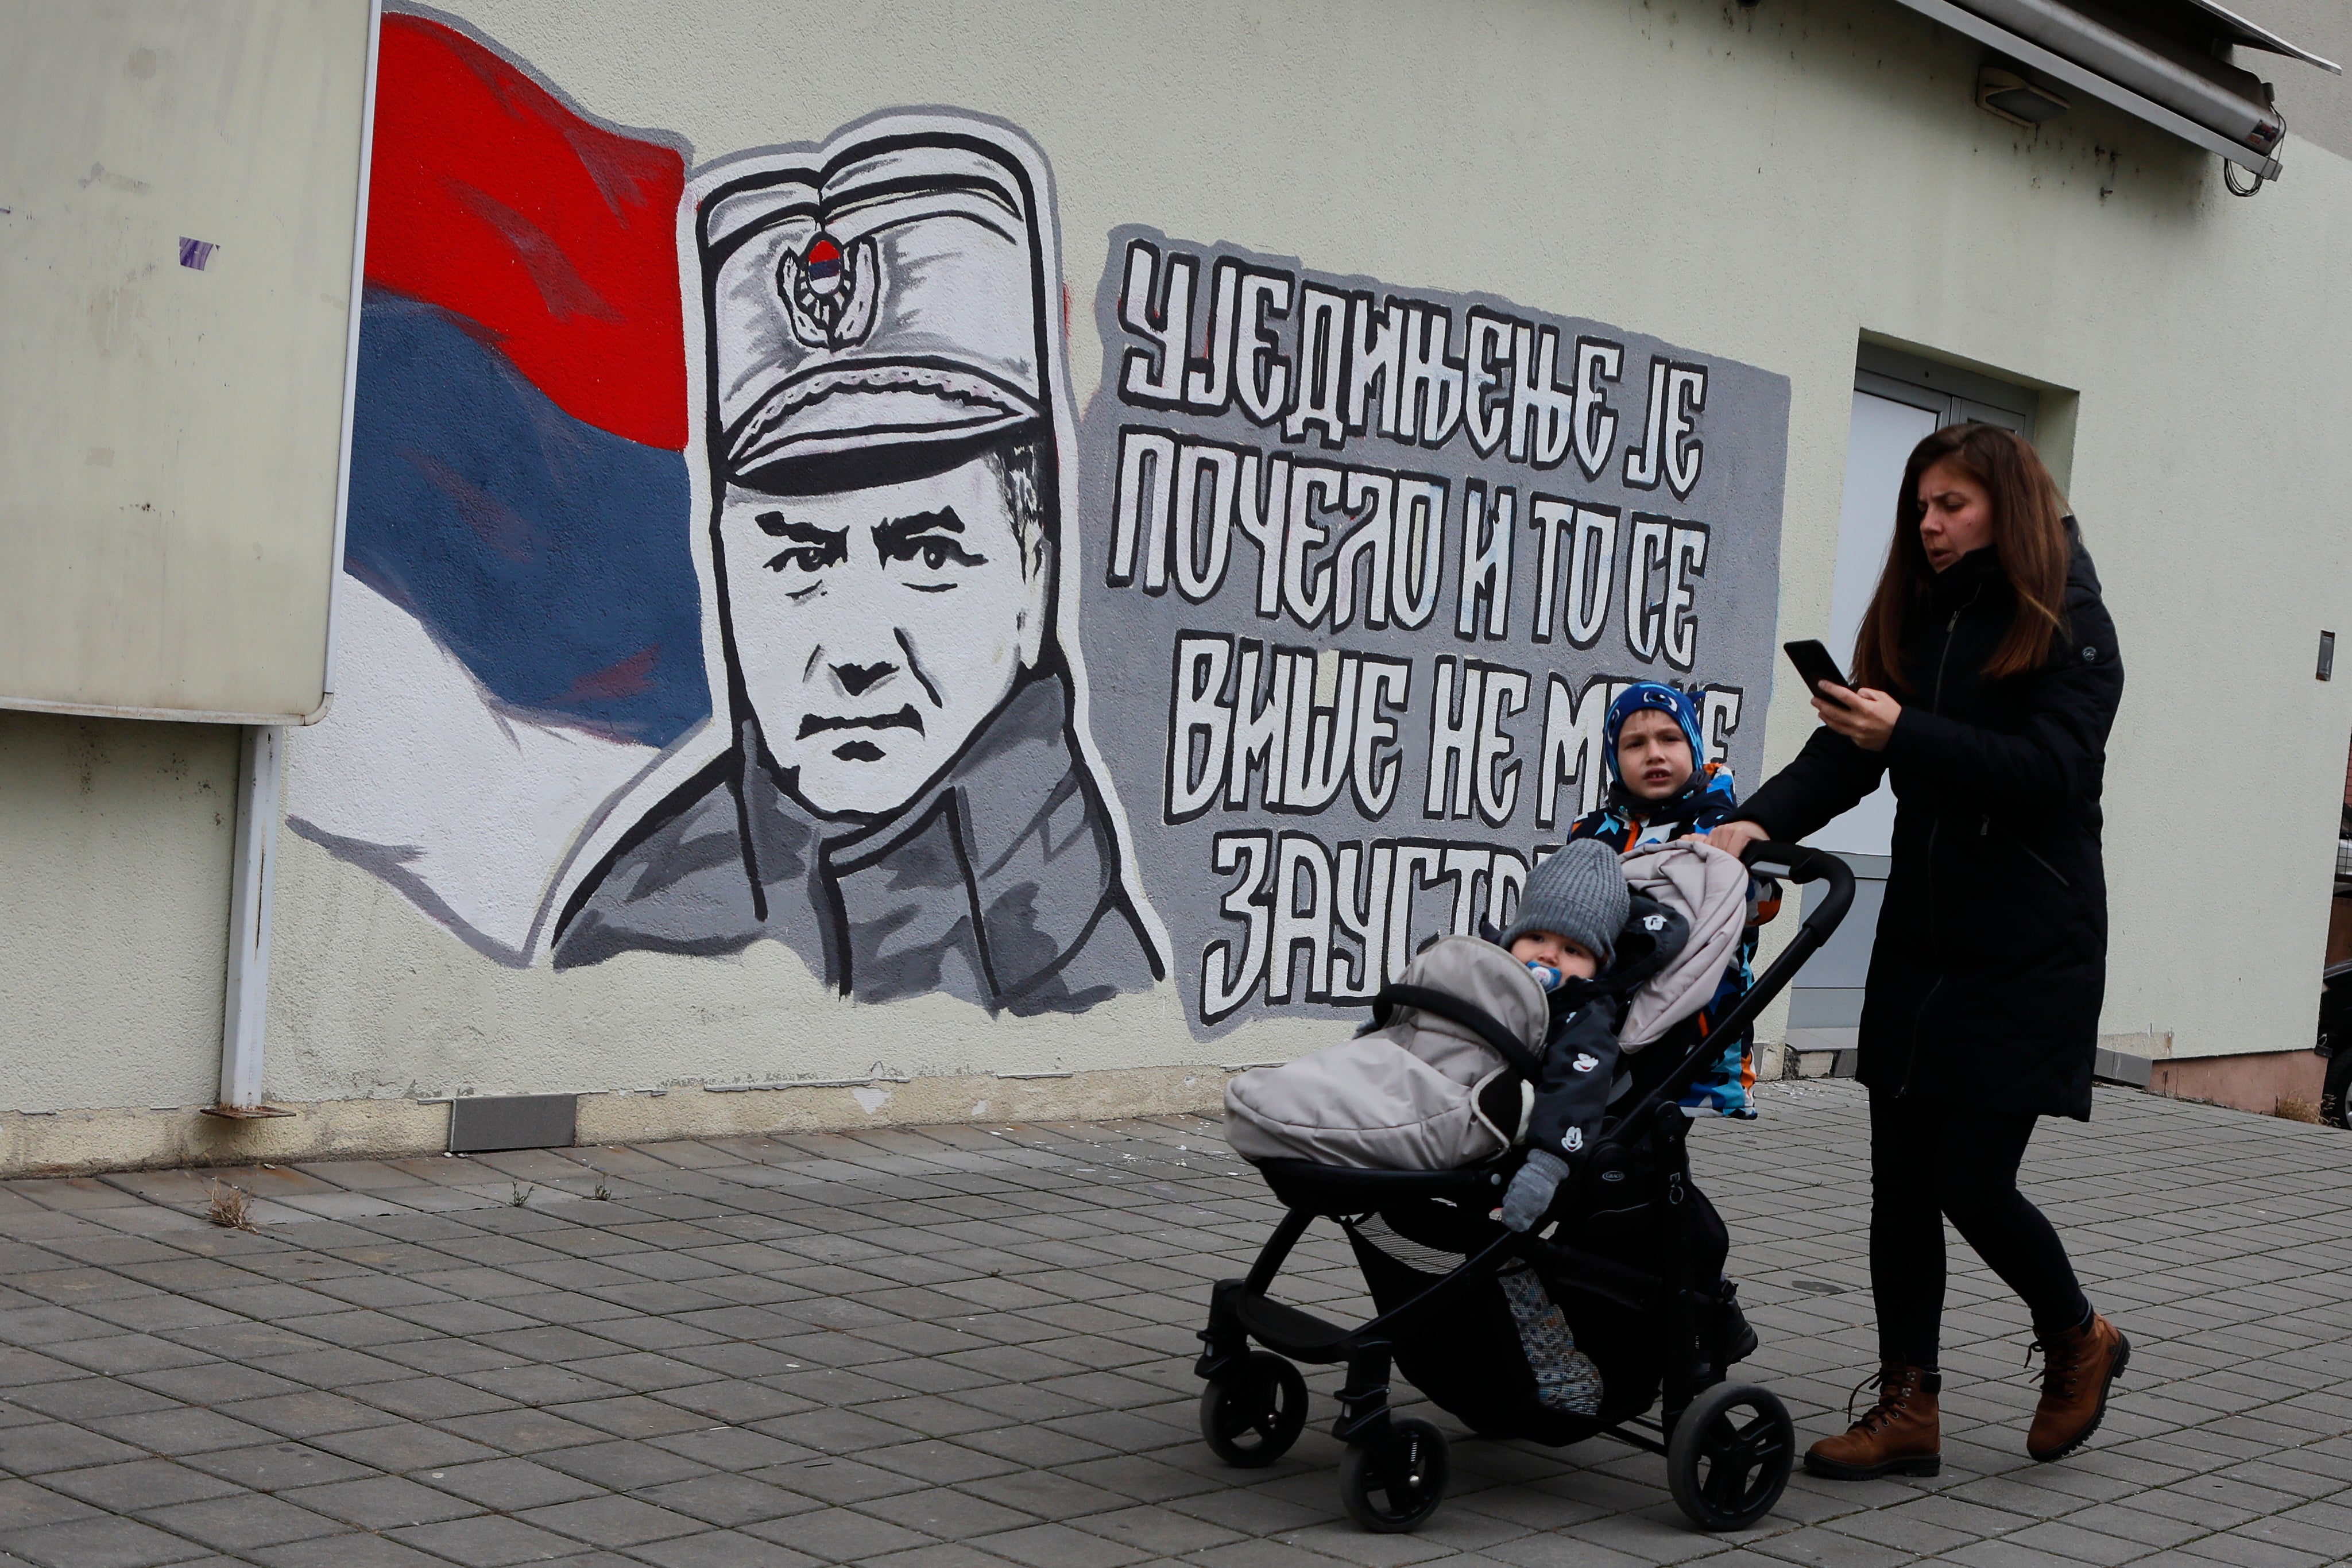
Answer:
[{"left": 1194, "top": 841, "right": 1854, "bottom": 1533}]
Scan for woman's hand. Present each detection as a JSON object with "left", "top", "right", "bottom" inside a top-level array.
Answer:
[
  {"left": 1814, "top": 684, "right": 1901, "bottom": 752},
  {"left": 1705, "top": 819, "right": 1770, "bottom": 857}
]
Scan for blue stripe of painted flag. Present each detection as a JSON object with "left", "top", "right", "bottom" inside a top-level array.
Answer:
[{"left": 345, "top": 288, "right": 708, "bottom": 746}]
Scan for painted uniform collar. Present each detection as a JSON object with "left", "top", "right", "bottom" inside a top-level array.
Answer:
[{"left": 736, "top": 674, "right": 1116, "bottom": 994}]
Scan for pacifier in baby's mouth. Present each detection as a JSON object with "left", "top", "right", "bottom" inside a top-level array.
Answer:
[{"left": 1524, "top": 961, "right": 1563, "bottom": 992}]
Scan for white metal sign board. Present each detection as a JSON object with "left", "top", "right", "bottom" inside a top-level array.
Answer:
[{"left": 0, "top": 0, "right": 376, "bottom": 723}]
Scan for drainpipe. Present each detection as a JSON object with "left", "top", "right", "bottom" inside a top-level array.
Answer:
[
  {"left": 201, "top": 0, "right": 381, "bottom": 1123},
  {"left": 204, "top": 725, "right": 293, "bottom": 1121}
]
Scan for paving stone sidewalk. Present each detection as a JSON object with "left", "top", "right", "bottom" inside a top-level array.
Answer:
[{"left": 0, "top": 1080, "right": 2345, "bottom": 1568}]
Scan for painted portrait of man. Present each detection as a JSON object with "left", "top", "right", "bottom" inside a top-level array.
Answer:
[{"left": 553, "top": 116, "right": 1164, "bottom": 1013}]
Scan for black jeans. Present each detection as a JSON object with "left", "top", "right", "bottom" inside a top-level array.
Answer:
[{"left": 1869, "top": 1093, "right": 2091, "bottom": 1371}]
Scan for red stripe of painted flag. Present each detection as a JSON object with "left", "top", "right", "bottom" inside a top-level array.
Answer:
[{"left": 366, "top": 14, "right": 687, "bottom": 450}]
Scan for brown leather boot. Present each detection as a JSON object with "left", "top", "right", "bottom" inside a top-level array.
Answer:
[
  {"left": 2028, "top": 1313, "right": 2129, "bottom": 1462},
  {"left": 1804, "top": 1365, "right": 1941, "bottom": 1479}
]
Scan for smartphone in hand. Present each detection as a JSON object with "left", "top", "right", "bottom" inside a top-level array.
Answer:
[{"left": 1783, "top": 640, "right": 1855, "bottom": 704}]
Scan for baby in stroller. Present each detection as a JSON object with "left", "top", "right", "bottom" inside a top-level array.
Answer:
[
  {"left": 1210, "top": 828, "right": 1821, "bottom": 1535},
  {"left": 1223, "top": 833, "right": 1750, "bottom": 1221},
  {"left": 1493, "top": 838, "right": 1673, "bottom": 1232}
]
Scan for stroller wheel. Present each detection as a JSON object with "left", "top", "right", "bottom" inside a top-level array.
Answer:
[
  {"left": 1668, "top": 1381, "right": 1794, "bottom": 1532},
  {"left": 1198, "top": 1350, "right": 1307, "bottom": 1467},
  {"left": 1339, "top": 1418, "right": 1449, "bottom": 1532}
]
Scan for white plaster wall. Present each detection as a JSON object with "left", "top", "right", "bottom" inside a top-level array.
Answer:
[
  {"left": 0, "top": 713, "right": 237, "bottom": 1111},
  {"left": 13, "top": 0, "right": 2352, "bottom": 1118}
]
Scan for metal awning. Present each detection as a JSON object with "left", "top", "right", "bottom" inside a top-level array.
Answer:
[{"left": 1887, "top": 0, "right": 2341, "bottom": 181}]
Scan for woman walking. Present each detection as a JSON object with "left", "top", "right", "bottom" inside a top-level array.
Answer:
[{"left": 1709, "top": 423, "right": 2127, "bottom": 1477}]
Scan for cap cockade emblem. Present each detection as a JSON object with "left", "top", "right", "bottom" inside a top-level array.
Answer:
[{"left": 776, "top": 231, "right": 880, "bottom": 349}]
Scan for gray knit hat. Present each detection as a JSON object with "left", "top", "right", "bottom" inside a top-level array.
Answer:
[{"left": 1501, "top": 839, "right": 1628, "bottom": 966}]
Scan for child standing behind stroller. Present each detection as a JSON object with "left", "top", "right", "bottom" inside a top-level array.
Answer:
[{"left": 1569, "top": 684, "right": 1779, "bottom": 1118}]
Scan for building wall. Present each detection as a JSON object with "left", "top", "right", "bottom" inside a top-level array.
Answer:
[
  {"left": 2237, "top": 0, "right": 2352, "bottom": 162},
  {"left": 0, "top": 714, "right": 236, "bottom": 1112},
  {"left": 7, "top": 0, "right": 2351, "bottom": 1168}
]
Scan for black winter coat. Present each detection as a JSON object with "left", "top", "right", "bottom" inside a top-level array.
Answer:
[{"left": 1736, "top": 526, "right": 2124, "bottom": 1118}]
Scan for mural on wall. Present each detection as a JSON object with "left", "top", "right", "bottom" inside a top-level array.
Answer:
[
  {"left": 551, "top": 122, "right": 1166, "bottom": 1013},
  {"left": 287, "top": 8, "right": 1789, "bottom": 1033},
  {"left": 289, "top": 11, "right": 1163, "bottom": 1013},
  {"left": 1073, "top": 236, "right": 1791, "bottom": 1036}
]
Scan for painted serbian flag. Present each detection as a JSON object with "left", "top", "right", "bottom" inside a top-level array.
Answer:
[{"left": 287, "top": 14, "right": 710, "bottom": 961}]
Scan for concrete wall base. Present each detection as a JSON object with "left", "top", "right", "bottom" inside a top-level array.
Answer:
[
  {"left": 12, "top": 1044, "right": 2327, "bottom": 1177},
  {"left": 1764, "top": 1033, "right": 2165, "bottom": 1092},
  {"left": 0, "top": 1064, "right": 1231, "bottom": 1178},
  {"left": 2146, "top": 1051, "right": 2328, "bottom": 1117}
]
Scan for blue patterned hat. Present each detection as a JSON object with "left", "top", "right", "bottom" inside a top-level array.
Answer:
[{"left": 1603, "top": 683, "right": 1708, "bottom": 783}]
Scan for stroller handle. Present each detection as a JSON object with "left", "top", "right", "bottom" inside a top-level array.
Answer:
[
  {"left": 1739, "top": 840, "right": 1856, "bottom": 955},
  {"left": 1608, "top": 840, "right": 1856, "bottom": 1132}
]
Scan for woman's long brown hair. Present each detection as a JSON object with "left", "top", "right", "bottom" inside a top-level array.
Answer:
[{"left": 1851, "top": 423, "right": 2071, "bottom": 694}]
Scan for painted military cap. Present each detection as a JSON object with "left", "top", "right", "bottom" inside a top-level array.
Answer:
[{"left": 694, "top": 119, "right": 1053, "bottom": 490}]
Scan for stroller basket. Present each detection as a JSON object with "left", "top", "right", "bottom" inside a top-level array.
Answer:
[{"left": 1194, "top": 841, "right": 1854, "bottom": 1535}]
